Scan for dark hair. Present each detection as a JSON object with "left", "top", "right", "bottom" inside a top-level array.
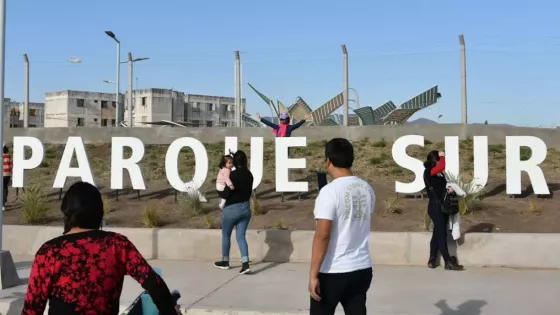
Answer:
[
  {"left": 61, "top": 182, "right": 104, "bottom": 234},
  {"left": 325, "top": 138, "right": 354, "bottom": 168},
  {"left": 219, "top": 155, "right": 233, "bottom": 169},
  {"left": 233, "top": 150, "right": 248, "bottom": 168},
  {"left": 426, "top": 150, "right": 440, "bottom": 166},
  {"left": 2, "top": 146, "right": 7, "bottom": 154}
]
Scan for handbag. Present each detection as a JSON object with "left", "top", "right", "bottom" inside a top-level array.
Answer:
[{"left": 423, "top": 173, "right": 459, "bottom": 215}]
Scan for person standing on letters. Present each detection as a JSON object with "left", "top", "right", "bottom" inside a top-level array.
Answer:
[{"left": 308, "top": 138, "right": 375, "bottom": 315}]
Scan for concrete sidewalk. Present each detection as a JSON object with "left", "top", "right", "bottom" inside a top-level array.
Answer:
[{"left": 1, "top": 258, "right": 558, "bottom": 315}]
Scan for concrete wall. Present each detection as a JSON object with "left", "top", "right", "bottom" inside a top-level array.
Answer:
[
  {"left": 5, "top": 225, "right": 560, "bottom": 268},
  {"left": 4, "top": 124, "right": 560, "bottom": 145}
]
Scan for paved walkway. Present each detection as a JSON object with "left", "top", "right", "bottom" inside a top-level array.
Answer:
[{"left": 1, "top": 257, "right": 558, "bottom": 314}]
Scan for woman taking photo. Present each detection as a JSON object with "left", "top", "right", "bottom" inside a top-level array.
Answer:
[
  {"left": 423, "top": 150, "right": 463, "bottom": 271},
  {"left": 213, "top": 150, "right": 254, "bottom": 275},
  {"left": 22, "top": 182, "right": 179, "bottom": 315}
]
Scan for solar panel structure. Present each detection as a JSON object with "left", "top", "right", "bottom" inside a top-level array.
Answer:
[
  {"left": 247, "top": 83, "right": 278, "bottom": 116},
  {"left": 372, "top": 101, "right": 397, "bottom": 120},
  {"left": 381, "top": 108, "right": 422, "bottom": 125},
  {"left": 277, "top": 100, "right": 288, "bottom": 114},
  {"left": 353, "top": 106, "right": 376, "bottom": 125},
  {"left": 310, "top": 92, "right": 344, "bottom": 126},
  {"left": 400, "top": 85, "right": 439, "bottom": 109},
  {"left": 288, "top": 97, "right": 313, "bottom": 123},
  {"left": 318, "top": 118, "right": 339, "bottom": 126}
]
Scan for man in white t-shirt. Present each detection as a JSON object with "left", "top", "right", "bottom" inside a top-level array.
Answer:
[{"left": 309, "top": 138, "right": 375, "bottom": 315}]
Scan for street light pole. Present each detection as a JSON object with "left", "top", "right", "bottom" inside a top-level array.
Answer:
[
  {"left": 342, "top": 44, "right": 349, "bottom": 126},
  {"left": 459, "top": 34, "right": 468, "bottom": 124},
  {"left": 23, "top": 53, "right": 29, "bottom": 128},
  {"left": 125, "top": 54, "right": 149, "bottom": 127},
  {"left": 234, "top": 51, "right": 241, "bottom": 127},
  {"left": 105, "top": 31, "right": 121, "bottom": 127}
]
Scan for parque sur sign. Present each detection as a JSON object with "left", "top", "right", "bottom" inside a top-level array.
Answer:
[{"left": 9, "top": 135, "right": 550, "bottom": 195}]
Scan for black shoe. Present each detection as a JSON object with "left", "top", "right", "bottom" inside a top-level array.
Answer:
[
  {"left": 450, "top": 256, "right": 460, "bottom": 265},
  {"left": 239, "top": 262, "right": 251, "bottom": 275},
  {"left": 444, "top": 260, "right": 464, "bottom": 271},
  {"left": 214, "top": 261, "right": 230, "bottom": 270},
  {"left": 427, "top": 257, "right": 438, "bottom": 269}
]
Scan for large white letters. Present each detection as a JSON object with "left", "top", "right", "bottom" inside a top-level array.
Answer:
[
  {"left": 12, "top": 137, "right": 44, "bottom": 188},
  {"left": 223, "top": 137, "right": 263, "bottom": 190},
  {"left": 275, "top": 137, "right": 308, "bottom": 192},
  {"left": 506, "top": 136, "right": 549, "bottom": 195},
  {"left": 53, "top": 137, "right": 95, "bottom": 188},
  {"left": 392, "top": 135, "right": 425, "bottom": 194},
  {"left": 111, "top": 137, "right": 146, "bottom": 190},
  {"left": 444, "top": 136, "right": 489, "bottom": 193},
  {"left": 165, "top": 137, "right": 208, "bottom": 192}
]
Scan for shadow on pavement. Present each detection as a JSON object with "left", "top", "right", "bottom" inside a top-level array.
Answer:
[
  {"left": 251, "top": 230, "right": 294, "bottom": 275},
  {"left": 435, "top": 299, "right": 487, "bottom": 315}
]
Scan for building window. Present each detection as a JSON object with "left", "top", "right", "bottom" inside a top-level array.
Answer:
[
  {"left": 94, "top": 118, "right": 98, "bottom": 123},
  {"left": 111, "top": 119, "right": 116, "bottom": 126},
  {"left": 94, "top": 100, "right": 98, "bottom": 103},
  {"left": 142, "top": 97, "right": 147, "bottom": 106},
  {"left": 141, "top": 116, "right": 147, "bottom": 124},
  {"left": 29, "top": 124, "right": 36, "bottom": 128},
  {"left": 101, "top": 119, "right": 108, "bottom": 126},
  {"left": 206, "top": 121, "right": 213, "bottom": 127},
  {"left": 29, "top": 109, "right": 36, "bottom": 116},
  {"left": 77, "top": 118, "right": 84, "bottom": 126},
  {"left": 206, "top": 103, "right": 214, "bottom": 111},
  {"left": 193, "top": 102, "right": 199, "bottom": 109},
  {"left": 101, "top": 101, "right": 108, "bottom": 108},
  {"left": 111, "top": 101, "right": 116, "bottom": 108},
  {"left": 77, "top": 99, "right": 85, "bottom": 107}
]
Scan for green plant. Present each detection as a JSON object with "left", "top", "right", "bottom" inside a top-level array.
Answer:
[
  {"left": 389, "top": 167, "right": 403, "bottom": 175},
  {"left": 269, "top": 219, "right": 288, "bottom": 230},
  {"left": 488, "top": 144, "right": 505, "bottom": 156},
  {"left": 183, "top": 189, "right": 203, "bottom": 216},
  {"left": 141, "top": 202, "right": 161, "bottom": 228},
  {"left": 520, "top": 147, "right": 532, "bottom": 161},
  {"left": 384, "top": 197, "right": 403, "bottom": 214},
  {"left": 445, "top": 172, "right": 486, "bottom": 215},
  {"left": 19, "top": 185, "right": 49, "bottom": 224},
  {"left": 102, "top": 195, "right": 115, "bottom": 213},
  {"left": 424, "top": 139, "right": 433, "bottom": 145},
  {"left": 369, "top": 156, "right": 384, "bottom": 165},
  {"left": 372, "top": 138, "right": 387, "bottom": 148},
  {"left": 203, "top": 213, "right": 220, "bottom": 229},
  {"left": 528, "top": 199, "right": 540, "bottom": 214},
  {"left": 250, "top": 197, "right": 263, "bottom": 215}
]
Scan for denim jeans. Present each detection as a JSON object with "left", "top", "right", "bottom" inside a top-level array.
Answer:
[{"left": 221, "top": 201, "right": 251, "bottom": 263}]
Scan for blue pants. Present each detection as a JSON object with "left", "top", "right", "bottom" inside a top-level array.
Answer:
[{"left": 221, "top": 201, "right": 251, "bottom": 263}]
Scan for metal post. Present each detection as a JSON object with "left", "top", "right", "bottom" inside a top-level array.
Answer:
[
  {"left": 23, "top": 53, "right": 29, "bottom": 128},
  {"left": 342, "top": 45, "right": 349, "bottom": 126},
  {"left": 128, "top": 52, "right": 133, "bottom": 127},
  {"left": 234, "top": 51, "right": 241, "bottom": 127},
  {"left": 459, "top": 34, "right": 468, "bottom": 124},
  {"left": 116, "top": 41, "right": 121, "bottom": 127}
]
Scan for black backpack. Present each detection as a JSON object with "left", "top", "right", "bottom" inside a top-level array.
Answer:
[{"left": 424, "top": 173, "right": 460, "bottom": 215}]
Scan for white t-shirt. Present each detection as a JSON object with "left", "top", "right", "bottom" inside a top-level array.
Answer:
[{"left": 313, "top": 175, "right": 375, "bottom": 274}]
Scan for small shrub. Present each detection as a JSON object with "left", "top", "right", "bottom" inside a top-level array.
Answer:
[
  {"left": 141, "top": 202, "right": 161, "bottom": 228},
  {"left": 372, "top": 138, "right": 387, "bottom": 148},
  {"left": 251, "top": 197, "right": 263, "bottom": 215},
  {"left": 385, "top": 197, "right": 403, "bottom": 214},
  {"left": 203, "top": 214, "right": 220, "bottom": 229},
  {"left": 39, "top": 161, "right": 50, "bottom": 168},
  {"left": 269, "top": 219, "right": 288, "bottom": 230},
  {"left": 19, "top": 186, "right": 49, "bottom": 224},
  {"left": 488, "top": 144, "right": 505, "bottom": 155},
  {"left": 424, "top": 139, "right": 433, "bottom": 145},
  {"left": 389, "top": 167, "right": 403, "bottom": 175},
  {"left": 446, "top": 172, "right": 486, "bottom": 215},
  {"left": 528, "top": 199, "right": 540, "bottom": 214},
  {"left": 520, "top": 147, "right": 532, "bottom": 161},
  {"left": 369, "top": 156, "right": 384, "bottom": 165},
  {"left": 183, "top": 190, "right": 203, "bottom": 216},
  {"left": 102, "top": 195, "right": 115, "bottom": 213}
]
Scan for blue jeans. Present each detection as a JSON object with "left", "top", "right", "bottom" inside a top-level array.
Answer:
[{"left": 221, "top": 201, "right": 251, "bottom": 263}]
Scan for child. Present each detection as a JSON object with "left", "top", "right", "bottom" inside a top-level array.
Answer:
[
  {"left": 216, "top": 155, "right": 235, "bottom": 209},
  {"left": 256, "top": 112, "right": 311, "bottom": 137},
  {"left": 2, "top": 145, "right": 12, "bottom": 211}
]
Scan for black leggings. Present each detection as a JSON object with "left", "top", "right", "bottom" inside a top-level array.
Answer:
[
  {"left": 428, "top": 199, "right": 451, "bottom": 262},
  {"left": 309, "top": 268, "right": 372, "bottom": 315}
]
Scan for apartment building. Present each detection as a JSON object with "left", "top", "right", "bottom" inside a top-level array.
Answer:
[
  {"left": 3, "top": 98, "right": 45, "bottom": 128},
  {"left": 184, "top": 94, "right": 245, "bottom": 127},
  {"left": 125, "top": 88, "right": 185, "bottom": 127},
  {"left": 44, "top": 91, "right": 120, "bottom": 127}
]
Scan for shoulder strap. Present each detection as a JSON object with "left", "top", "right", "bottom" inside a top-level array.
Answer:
[{"left": 423, "top": 172, "right": 441, "bottom": 203}]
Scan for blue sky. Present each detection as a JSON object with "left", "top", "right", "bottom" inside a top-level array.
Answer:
[{"left": 5, "top": 0, "right": 560, "bottom": 126}]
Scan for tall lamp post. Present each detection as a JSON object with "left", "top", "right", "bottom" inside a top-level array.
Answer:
[
  {"left": 0, "top": 0, "right": 22, "bottom": 289},
  {"left": 105, "top": 31, "right": 121, "bottom": 127},
  {"left": 23, "top": 53, "right": 29, "bottom": 128}
]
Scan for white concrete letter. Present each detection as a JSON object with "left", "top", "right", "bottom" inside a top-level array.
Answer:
[
  {"left": 223, "top": 137, "right": 264, "bottom": 189},
  {"left": 53, "top": 137, "right": 95, "bottom": 188},
  {"left": 506, "top": 136, "right": 549, "bottom": 195},
  {"left": 392, "top": 135, "right": 424, "bottom": 194},
  {"left": 275, "top": 137, "right": 308, "bottom": 192},
  {"left": 165, "top": 137, "right": 208, "bottom": 192},
  {"left": 444, "top": 136, "right": 489, "bottom": 193},
  {"left": 12, "top": 137, "right": 44, "bottom": 188},
  {"left": 111, "top": 137, "right": 146, "bottom": 190}
]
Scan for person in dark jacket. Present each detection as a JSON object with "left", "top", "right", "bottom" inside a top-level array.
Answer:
[
  {"left": 256, "top": 112, "right": 310, "bottom": 137},
  {"left": 423, "top": 150, "right": 463, "bottom": 271}
]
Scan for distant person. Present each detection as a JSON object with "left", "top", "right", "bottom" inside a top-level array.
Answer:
[
  {"left": 214, "top": 150, "right": 254, "bottom": 275},
  {"left": 423, "top": 150, "right": 463, "bottom": 271},
  {"left": 256, "top": 112, "right": 311, "bottom": 137},
  {"left": 308, "top": 138, "right": 376, "bottom": 315},
  {"left": 2, "top": 145, "right": 12, "bottom": 211},
  {"left": 22, "top": 181, "right": 180, "bottom": 315},
  {"left": 216, "top": 155, "right": 235, "bottom": 210}
]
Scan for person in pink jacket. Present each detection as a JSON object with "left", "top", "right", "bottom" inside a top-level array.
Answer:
[{"left": 216, "top": 155, "right": 235, "bottom": 209}]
